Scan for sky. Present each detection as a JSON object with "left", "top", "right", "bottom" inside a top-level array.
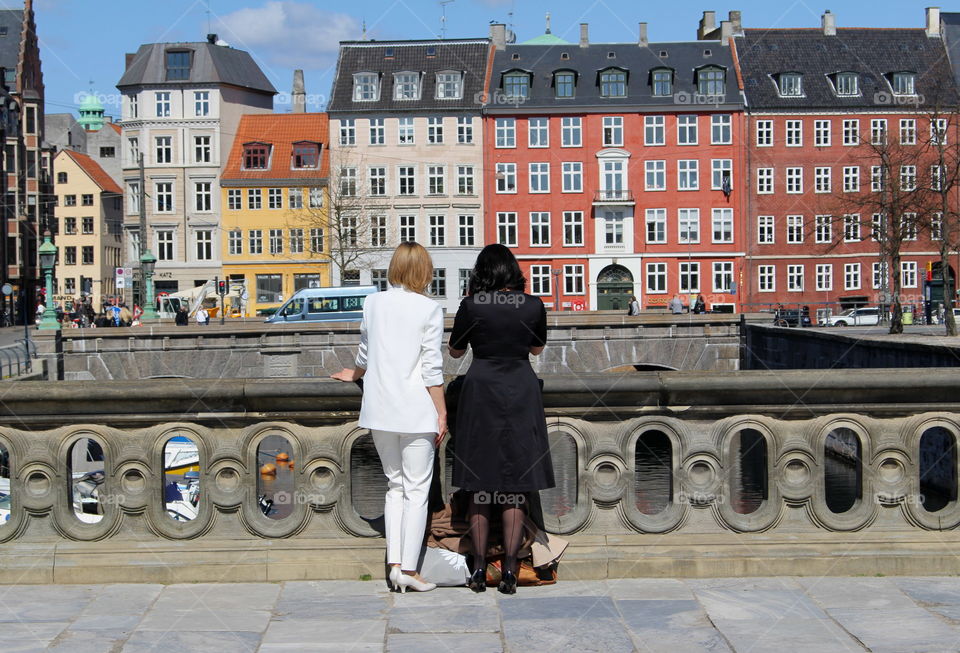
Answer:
[{"left": 26, "top": 0, "right": 946, "bottom": 118}]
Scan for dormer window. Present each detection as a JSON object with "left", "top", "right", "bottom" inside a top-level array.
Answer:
[
  {"left": 426, "top": 46, "right": 437, "bottom": 57},
  {"left": 651, "top": 68, "right": 673, "bottom": 97},
  {"left": 291, "top": 141, "right": 320, "bottom": 169},
  {"left": 353, "top": 72, "right": 380, "bottom": 101},
  {"left": 777, "top": 72, "right": 803, "bottom": 97},
  {"left": 384, "top": 48, "right": 395, "bottom": 59},
  {"left": 553, "top": 70, "right": 576, "bottom": 98},
  {"left": 165, "top": 50, "right": 192, "bottom": 81},
  {"left": 243, "top": 142, "right": 270, "bottom": 170},
  {"left": 599, "top": 68, "right": 627, "bottom": 98},
  {"left": 891, "top": 72, "right": 917, "bottom": 96},
  {"left": 436, "top": 71, "right": 463, "bottom": 99},
  {"left": 503, "top": 71, "right": 530, "bottom": 99},
  {"left": 394, "top": 72, "right": 421, "bottom": 100},
  {"left": 697, "top": 66, "right": 725, "bottom": 95},
  {"left": 834, "top": 72, "right": 859, "bottom": 96}
]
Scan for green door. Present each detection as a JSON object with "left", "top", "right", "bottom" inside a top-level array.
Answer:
[{"left": 597, "top": 264, "right": 634, "bottom": 311}]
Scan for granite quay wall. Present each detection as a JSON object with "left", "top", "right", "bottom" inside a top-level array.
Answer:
[
  {"left": 0, "top": 370, "right": 959, "bottom": 583},
  {"left": 33, "top": 312, "right": 745, "bottom": 380}
]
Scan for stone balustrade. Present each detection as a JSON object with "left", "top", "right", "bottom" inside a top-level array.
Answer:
[{"left": 0, "top": 369, "right": 959, "bottom": 583}]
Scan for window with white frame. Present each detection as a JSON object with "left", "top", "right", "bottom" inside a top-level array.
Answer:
[
  {"left": 369, "top": 166, "right": 386, "bottom": 196},
  {"left": 843, "top": 119, "right": 859, "bottom": 145},
  {"left": 871, "top": 118, "right": 888, "bottom": 145},
  {"left": 155, "top": 91, "right": 171, "bottom": 117},
  {"left": 155, "top": 136, "right": 172, "bottom": 164},
  {"left": 369, "top": 118, "right": 385, "bottom": 145},
  {"left": 398, "top": 166, "right": 416, "bottom": 195},
  {"left": 431, "top": 269, "right": 446, "bottom": 297},
  {"left": 892, "top": 72, "right": 916, "bottom": 96},
  {"left": 155, "top": 182, "right": 173, "bottom": 212},
  {"left": 678, "top": 115, "right": 698, "bottom": 145},
  {"left": 399, "top": 215, "right": 416, "bottom": 242},
  {"left": 932, "top": 118, "right": 948, "bottom": 145},
  {"left": 530, "top": 212, "right": 550, "bottom": 246},
  {"left": 835, "top": 72, "right": 859, "bottom": 96},
  {"left": 815, "top": 264, "right": 832, "bottom": 291},
  {"left": 713, "top": 262, "right": 734, "bottom": 293},
  {"left": 530, "top": 265, "right": 551, "bottom": 296},
  {"left": 871, "top": 165, "right": 885, "bottom": 192},
  {"left": 458, "top": 215, "right": 475, "bottom": 246},
  {"left": 678, "top": 160, "right": 699, "bottom": 190},
  {"left": 603, "top": 116, "right": 624, "bottom": 146},
  {"left": 353, "top": 72, "right": 379, "bottom": 101},
  {"left": 645, "top": 160, "right": 666, "bottom": 191},
  {"left": 290, "top": 228, "right": 305, "bottom": 253},
  {"left": 194, "top": 91, "right": 209, "bottom": 117},
  {"left": 758, "top": 265, "right": 775, "bottom": 292},
  {"left": 757, "top": 168, "right": 774, "bottom": 194},
  {"left": 496, "top": 163, "right": 516, "bottom": 193},
  {"left": 495, "top": 118, "right": 516, "bottom": 147},
  {"left": 900, "top": 118, "right": 916, "bottom": 145},
  {"left": 814, "top": 120, "right": 831, "bottom": 146},
  {"left": 194, "top": 229, "right": 212, "bottom": 261},
  {"left": 844, "top": 214, "right": 861, "bottom": 242},
  {"left": 194, "top": 181, "right": 212, "bottom": 212},
  {"left": 157, "top": 229, "right": 175, "bottom": 260},
  {"left": 436, "top": 71, "right": 463, "bottom": 99},
  {"left": 873, "top": 261, "right": 888, "bottom": 289},
  {"left": 901, "top": 213, "right": 918, "bottom": 240},
  {"left": 712, "top": 208, "right": 733, "bottom": 243},
  {"left": 562, "top": 162, "right": 582, "bottom": 192},
  {"left": 563, "top": 264, "right": 585, "bottom": 294},
  {"left": 645, "top": 115, "right": 665, "bottom": 145},
  {"left": 457, "top": 165, "right": 475, "bottom": 195},
  {"left": 458, "top": 269, "right": 471, "bottom": 297},
  {"left": 398, "top": 117, "right": 415, "bottom": 144},
  {"left": 785, "top": 120, "right": 802, "bottom": 146},
  {"left": 310, "top": 228, "right": 323, "bottom": 253},
  {"left": 393, "top": 72, "right": 420, "bottom": 100},
  {"left": 428, "top": 214, "right": 446, "bottom": 246},
  {"left": 372, "top": 269, "right": 388, "bottom": 292},
  {"left": 679, "top": 208, "right": 700, "bottom": 244},
  {"left": 843, "top": 166, "right": 860, "bottom": 192},
  {"left": 932, "top": 212, "right": 943, "bottom": 240},
  {"left": 932, "top": 165, "right": 944, "bottom": 191},
  {"left": 228, "top": 229, "right": 242, "bottom": 255},
  {"left": 561, "top": 117, "right": 581, "bottom": 146},
  {"left": 427, "top": 165, "right": 445, "bottom": 195},
  {"left": 778, "top": 73, "right": 803, "bottom": 97},
  {"left": 268, "top": 187, "right": 282, "bottom": 209},
  {"left": 712, "top": 159, "right": 732, "bottom": 191},
  {"left": 340, "top": 167, "right": 358, "bottom": 196},
  {"left": 815, "top": 214, "right": 832, "bottom": 243},
  {"left": 756, "top": 120, "right": 773, "bottom": 146},
  {"left": 340, "top": 119, "right": 355, "bottom": 145},
  {"left": 309, "top": 188, "right": 323, "bottom": 208},
  {"left": 288, "top": 188, "right": 303, "bottom": 209},
  {"left": 129, "top": 95, "right": 138, "bottom": 119},
  {"left": 128, "top": 137, "right": 140, "bottom": 165},
  {"left": 646, "top": 262, "right": 667, "bottom": 293},
  {"left": 900, "top": 165, "right": 916, "bottom": 191},
  {"left": 787, "top": 215, "right": 804, "bottom": 243},
  {"left": 365, "top": 216, "right": 384, "bottom": 248},
  {"left": 787, "top": 264, "right": 804, "bottom": 291},
  {"left": 127, "top": 182, "right": 141, "bottom": 215},
  {"left": 194, "top": 136, "right": 211, "bottom": 163},
  {"left": 497, "top": 212, "right": 517, "bottom": 246},
  {"left": 711, "top": 114, "right": 732, "bottom": 144},
  {"left": 901, "top": 261, "right": 918, "bottom": 288},
  {"left": 227, "top": 188, "right": 241, "bottom": 211},
  {"left": 758, "top": 215, "right": 775, "bottom": 244},
  {"left": 528, "top": 117, "right": 549, "bottom": 147},
  {"left": 814, "top": 167, "right": 831, "bottom": 193},
  {"left": 680, "top": 262, "right": 700, "bottom": 293},
  {"left": 871, "top": 213, "right": 886, "bottom": 242},
  {"left": 844, "top": 263, "right": 861, "bottom": 290},
  {"left": 269, "top": 228, "right": 283, "bottom": 255},
  {"left": 646, "top": 208, "right": 666, "bottom": 244},
  {"left": 604, "top": 212, "right": 624, "bottom": 245},
  {"left": 786, "top": 167, "right": 803, "bottom": 193},
  {"left": 427, "top": 116, "right": 444, "bottom": 144},
  {"left": 529, "top": 162, "right": 550, "bottom": 193},
  {"left": 563, "top": 211, "right": 583, "bottom": 246},
  {"left": 457, "top": 116, "right": 473, "bottom": 143}
]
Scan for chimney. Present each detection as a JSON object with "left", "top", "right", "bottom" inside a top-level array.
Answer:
[
  {"left": 720, "top": 20, "right": 732, "bottom": 43},
  {"left": 729, "top": 10, "right": 743, "bottom": 36},
  {"left": 639, "top": 22, "right": 648, "bottom": 47},
  {"left": 822, "top": 10, "right": 836, "bottom": 36},
  {"left": 125, "top": 53, "right": 136, "bottom": 70},
  {"left": 206, "top": 33, "right": 218, "bottom": 44},
  {"left": 698, "top": 11, "right": 717, "bottom": 40},
  {"left": 490, "top": 23, "right": 506, "bottom": 51},
  {"left": 579, "top": 23, "right": 589, "bottom": 48},
  {"left": 926, "top": 7, "right": 941, "bottom": 37},
  {"left": 291, "top": 69, "right": 306, "bottom": 114}
]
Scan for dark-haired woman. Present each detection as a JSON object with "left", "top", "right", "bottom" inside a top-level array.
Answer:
[{"left": 448, "top": 244, "right": 554, "bottom": 594}]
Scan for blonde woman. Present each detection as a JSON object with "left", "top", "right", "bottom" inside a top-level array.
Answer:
[{"left": 332, "top": 242, "right": 446, "bottom": 593}]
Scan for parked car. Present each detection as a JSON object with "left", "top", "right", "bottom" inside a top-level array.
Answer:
[
  {"left": 772, "top": 307, "right": 811, "bottom": 327},
  {"left": 826, "top": 307, "right": 881, "bottom": 327},
  {"left": 264, "top": 285, "right": 377, "bottom": 324}
]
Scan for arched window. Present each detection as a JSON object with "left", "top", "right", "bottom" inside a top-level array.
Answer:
[
  {"left": 503, "top": 71, "right": 531, "bottom": 99},
  {"left": 697, "top": 66, "right": 725, "bottom": 95},
  {"left": 599, "top": 68, "right": 627, "bottom": 98}
]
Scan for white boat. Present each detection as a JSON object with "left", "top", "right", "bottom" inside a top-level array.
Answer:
[{"left": 164, "top": 441, "right": 199, "bottom": 475}]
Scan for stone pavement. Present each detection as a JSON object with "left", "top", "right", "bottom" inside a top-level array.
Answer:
[{"left": 3, "top": 576, "right": 960, "bottom": 652}]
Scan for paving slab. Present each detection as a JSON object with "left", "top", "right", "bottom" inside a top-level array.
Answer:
[
  {"left": 826, "top": 607, "right": 960, "bottom": 653},
  {"left": 799, "top": 576, "right": 919, "bottom": 610},
  {"left": 618, "top": 599, "right": 732, "bottom": 653},
  {"left": 695, "top": 588, "right": 828, "bottom": 621},
  {"left": 121, "top": 630, "right": 262, "bottom": 653},
  {"left": 46, "top": 628, "right": 129, "bottom": 653},
  {"left": 260, "top": 616, "right": 386, "bottom": 646},
  {"left": 388, "top": 605, "right": 500, "bottom": 633},
  {"left": 895, "top": 577, "right": 960, "bottom": 606},
  {"left": 607, "top": 578, "right": 695, "bottom": 601},
  {"left": 134, "top": 607, "right": 272, "bottom": 633},
  {"left": 386, "top": 632, "right": 503, "bottom": 653},
  {"left": 501, "top": 597, "right": 634, "bottom": 652}
]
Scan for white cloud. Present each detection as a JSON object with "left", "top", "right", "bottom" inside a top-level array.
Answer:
[{"left": 215, "top": 1, "right": 360, "bottom": 70}]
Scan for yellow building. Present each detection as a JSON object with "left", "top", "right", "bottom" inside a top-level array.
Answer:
[
  {"left": 221, "top": 113, "right": 330, "bottom": 316},
  {"left": 52, "top": 150, "right": 123, "bottom": 310}
]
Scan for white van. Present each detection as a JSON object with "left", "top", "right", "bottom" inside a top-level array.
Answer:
[{"left": 264, "top": 285, "right": 377, "bottom": 324}]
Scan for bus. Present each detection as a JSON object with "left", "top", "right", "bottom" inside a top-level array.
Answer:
[{"left": 264, "top": 285, "right": 377, "bottom": 324}]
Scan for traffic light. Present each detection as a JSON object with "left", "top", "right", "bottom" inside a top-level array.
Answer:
[
  {"left": 217, "top": 279, "right": 227, "bottom": 295},
  {"left": 927, "top": 260, "right": 934, "bottom": 282}
]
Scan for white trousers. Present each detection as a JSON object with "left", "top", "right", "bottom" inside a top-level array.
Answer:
[{"left": 371, "top": 430, "right": 435, "bottom": 571}]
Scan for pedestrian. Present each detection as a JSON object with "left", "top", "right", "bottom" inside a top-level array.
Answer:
[
  {"left": 627, "top": 295, "right": 640, "bottom": 316},
  {"left": 449, "top": 243, "right": 554, "bottom": 595},
  {"left": 119, "top": 304, "right": 132, "bottom": 327},
  {"left": 331, "top": 242, "right": 446, "bottom": 593},
  {"left": 175, "top": 306, "right": 189, "bottom": 326},
  {"left": 693, "top": 294, "right": 706, "bottom": 314},
  {"left": 669, "top": 294, "right": 685, "bottom": 314},
  {"left": 195, "top": 307, "right": 209, "bottom": 326},
  {"left": 35, "top": 300, "right": 44, "bottom": 324}
]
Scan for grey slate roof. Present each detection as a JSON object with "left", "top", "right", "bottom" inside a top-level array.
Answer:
[
  {"left": 736, "top": 28, "right": 958, "bottom": 110},
  {"left": 327, "top": 39, "right": 489, "bottom": 113},
  {"left": 117, "top": 42, "right": 276, "bottom": 94},
  {"left": 0, "top": 10, "right": 23, "bottom": 79},
  {"left": 486, "top": 41, "right": 742, "bottom": 111},
  {"left": 941, "top": 13, "right": 960, "bottom": 88}
]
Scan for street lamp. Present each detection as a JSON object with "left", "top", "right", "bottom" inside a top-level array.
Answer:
[
  {"left": 37, "top": 231, "right": 59, "bottom": 330},
  {"left": 140, "top": 249, "right": 158, "bottom": 320}
]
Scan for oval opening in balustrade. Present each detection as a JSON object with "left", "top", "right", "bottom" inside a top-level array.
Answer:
[
  {"left": 635, "top": 430, "right": 672, "bottom": 515},
  {"left": 257, "top": 435, "right": 295, "bottom": 520},
  {"left": 68, "top": 438, "right": 104, "bottom": 523},
  {"left": 350, "top": 432, "right": 387, "bottom": 529},
  {"left": 540, "top": 431, "right": 578, "bottom": 520},
  {"left": 919, "top": 427, "right": 957, "bottom": 513},
  {"left": 824, "top": 427, "right": 862, "bottom": 514},
  {"left": 0, "top": 443, "right": 9, "bottom": 526},
  {"left": 730, "top": 429, "right": 768, "bottom": 515},
  {"left": 163, "top": 436, "right": 200, "bottom": 522}
]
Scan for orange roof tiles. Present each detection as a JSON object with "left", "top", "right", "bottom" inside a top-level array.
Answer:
[
  {"left": 222, "top": 113, "right": 329, "bottom": 182},
  {"left": 60, "top": 149, "right": 122, "bottom": 195}
]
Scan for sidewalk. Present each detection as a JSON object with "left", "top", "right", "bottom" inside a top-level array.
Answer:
[{"left": 3, "top": 576, "right": 960, "bottom": 652}]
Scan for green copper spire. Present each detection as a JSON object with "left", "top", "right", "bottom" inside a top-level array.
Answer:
[{"left": 77, "top": 91, "right": 105, "bottom": 131}]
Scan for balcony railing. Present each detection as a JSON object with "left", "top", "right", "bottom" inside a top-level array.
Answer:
[{"left": 593, "top": 189, "right": 634, "bottom": 203}]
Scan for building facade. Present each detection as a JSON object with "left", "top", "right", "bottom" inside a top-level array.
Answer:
[
  {"left": 220, "top": 113, "right": 331, "bottom": 316},
  {"left": 326, "top": 37, "right": 489, "bottom": 313},
  {"left": 484, "top": 22, "right": 746, "bottom": 311},
  {"left": 116, "top": 36, "right": 275, "bottom": 299}
]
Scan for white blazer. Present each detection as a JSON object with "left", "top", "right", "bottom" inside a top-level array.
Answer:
[{"left": 355, "top": 287, "right": 444, "bottom": 434}]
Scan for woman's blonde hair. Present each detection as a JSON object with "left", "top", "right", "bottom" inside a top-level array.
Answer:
[{"left": 387, "top": 241, "right": 434, "bottom": 294}]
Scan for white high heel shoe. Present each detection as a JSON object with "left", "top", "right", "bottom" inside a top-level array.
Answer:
[
  {"left": 388, "top": 566, "right": 401, "bottom": 590},
  {"left": 394, "top": 571, "right": 436, "bottom": 593}
]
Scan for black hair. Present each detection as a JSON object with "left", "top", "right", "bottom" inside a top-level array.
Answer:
[{"left": 468, "top": 244, "right": 526, "bottom": 294}]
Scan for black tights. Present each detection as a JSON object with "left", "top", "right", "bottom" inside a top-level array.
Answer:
[{"left": 469, "top": 491, "right": 525, "bottom": 575}]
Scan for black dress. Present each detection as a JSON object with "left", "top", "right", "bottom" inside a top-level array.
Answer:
[{"left": 450, "top": 291, "right": 555, "bottom": 492}]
